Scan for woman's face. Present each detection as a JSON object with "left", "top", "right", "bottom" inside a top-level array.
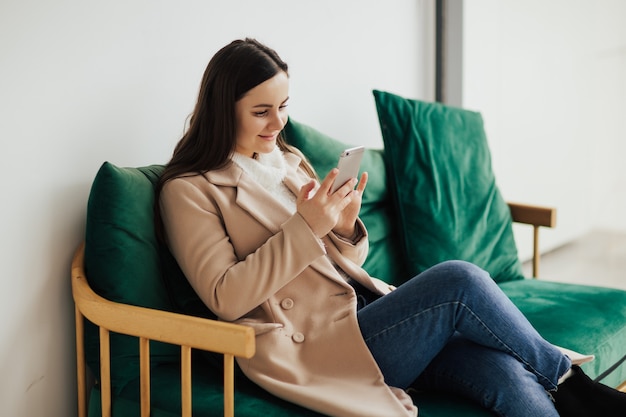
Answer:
[{"left": 234, "top": 71, "right": 290, "bottom": 157}]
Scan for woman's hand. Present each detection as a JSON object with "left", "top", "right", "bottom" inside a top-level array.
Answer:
[
  {"left": 333, "top": 171, "right": 368, "bottom": 238},
  {"left": 296, "top": 169, "right": 368, "bottom": 238}
]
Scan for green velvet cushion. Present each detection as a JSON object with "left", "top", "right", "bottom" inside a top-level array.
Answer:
[
  {"left": 373, "top": 90, "right": 524, "bottom": 283},
  {"left": 89, "top": 361, "right": 325, "bottom": 417},
  {"left": 85, "top": 163, "right": 169, "bottom": 308},
  {"left": 283, "top": 118, "right": 409, "bottom": 285},
  {"left": 84, "top": 162, "right": 180, "bottom": 393},
  {"left": 500, "top": 279, "right": 626, "bottom": 387}
]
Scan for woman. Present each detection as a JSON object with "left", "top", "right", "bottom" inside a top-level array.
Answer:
[{"left": 157, "top": 38, "right": 626, "bottom": 417}]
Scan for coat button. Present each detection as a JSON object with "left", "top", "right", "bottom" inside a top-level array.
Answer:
[
  {"left": 292, "top": 332, "right": 305, "bottom": 343},
  {"left": 280, "top": 298, "right": 294, "bottom": 310}
]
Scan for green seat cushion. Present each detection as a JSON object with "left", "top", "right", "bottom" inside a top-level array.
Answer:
[
  {"left": 500, "top": 279, "right": 626, "bottom": 387},
  {"left": 89, "top": 361, "right": 325, "bottom": 417},
  {"left": 91, "top": 363, "right": 500, "bottom": 417},
  {"left": 93, "top": 361, "right": 494, "bottom": 417},
  {"left": 283, "top": 118, "right": 409, "bottom": 285},
  {"left": 373, "top": 90, "right": 524, "bottom": 283}
]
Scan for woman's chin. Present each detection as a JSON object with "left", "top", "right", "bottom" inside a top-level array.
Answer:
[{"left": 257, "top": 141, "right": 277, "bottom": 153}]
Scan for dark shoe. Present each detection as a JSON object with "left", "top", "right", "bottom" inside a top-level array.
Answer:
[{"left": 553, "top": 365, "right": 626, "bottom": 416}]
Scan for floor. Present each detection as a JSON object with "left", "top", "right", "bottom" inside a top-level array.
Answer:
[{"left": 522, "top": 229, "right": 626, "bottom": 290}]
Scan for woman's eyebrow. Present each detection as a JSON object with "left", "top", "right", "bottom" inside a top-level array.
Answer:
[{"left": 252, "top": 97, "right": 290, "bottom": 108}]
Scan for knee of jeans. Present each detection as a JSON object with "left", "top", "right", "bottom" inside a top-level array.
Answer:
[{"left": 437, "top": 260, "right": 491, "bottom": 285}]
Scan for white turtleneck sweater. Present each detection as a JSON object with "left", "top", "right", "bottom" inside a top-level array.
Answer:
[{"left": 231, "top": 146, "right": 297, "bottom": 213}]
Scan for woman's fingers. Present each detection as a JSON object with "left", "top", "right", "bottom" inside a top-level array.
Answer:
[
  {"left": 319, "top": 168, "right": 339, "bottom": 195},
  {"left": 297, "top": 180, "right": 316, "bottom": 204},
  {"left": 356, "top": 172, "right": 368, "bottom": 194},
  {"left": 296, "top": 171, "right": 366, "bottom": 238}
]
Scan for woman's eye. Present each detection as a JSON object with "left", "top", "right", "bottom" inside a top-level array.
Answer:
[{"left": 253, "top": 104, "right": 287, "bottom": 117}]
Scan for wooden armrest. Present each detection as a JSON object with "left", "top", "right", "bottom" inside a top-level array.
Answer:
[
  {"left": 508, "top": 202, "right": 556, "bottom": 228},
  {"left": 71, "top": 244, "right": 255, "bottom": 357},
  {"left": 507, "top": 202, "right": 557, "bottom": 279},
  {"left": 72, "top": 243, "right": 254, "bottom": 417}
]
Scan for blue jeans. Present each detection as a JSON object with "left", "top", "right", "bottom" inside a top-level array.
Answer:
[{"left": 356, "top": 260, "right": 571, "bottom": 417}]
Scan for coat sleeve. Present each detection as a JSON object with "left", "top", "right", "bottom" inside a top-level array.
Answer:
[
  {"left": 326, "top": 219, "right": 369, "bottom": 267},
  {"left": 160, "top": 178, "right": 327, "bottom": 321}
]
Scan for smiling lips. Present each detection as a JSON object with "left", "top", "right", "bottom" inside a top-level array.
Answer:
[{"left": 259, "top": 133, "right": 278, "bottom": 141}]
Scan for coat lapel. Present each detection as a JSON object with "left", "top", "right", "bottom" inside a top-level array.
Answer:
[
  {"left": 235, "top": 176, "right": 290, "bottom": 234},
  {"left": 282, "top": 152, "right": 313, "bottom": 197},
  {"left": 204, "top": 153, "right": 309, "bottom": 235}
]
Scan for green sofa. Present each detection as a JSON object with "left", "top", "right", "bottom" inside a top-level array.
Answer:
[{"left": 77, "top": 91, "right": 626, "bottom": 416}]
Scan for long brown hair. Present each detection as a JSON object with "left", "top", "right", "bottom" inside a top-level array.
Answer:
[{"left": 155, "top": 38, "right": 316, "bottom": 239}]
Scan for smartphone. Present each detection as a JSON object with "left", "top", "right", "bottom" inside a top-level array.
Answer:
[{"left": 330, "top": 146, "right": 365, "bottom": 193}]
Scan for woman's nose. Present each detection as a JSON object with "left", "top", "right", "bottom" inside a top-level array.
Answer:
[{"left": 269, "top": 111, "right": 286, "bottom": 130}]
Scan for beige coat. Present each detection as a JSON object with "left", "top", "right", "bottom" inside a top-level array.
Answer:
[{"left": 160, "top": 152, "right": 417, "bottom": 417}]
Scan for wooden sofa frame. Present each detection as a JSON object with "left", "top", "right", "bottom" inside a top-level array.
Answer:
[
  {"left": 71, "top": 202, "right": 562, "bottom": 417},
  {"left": 72, "top": 243, "right": 255, "bottom": 417}
]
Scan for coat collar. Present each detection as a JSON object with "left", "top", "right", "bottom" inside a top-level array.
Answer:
[{"left": 203, "top": 152, "right": 308, "bottom": 234}]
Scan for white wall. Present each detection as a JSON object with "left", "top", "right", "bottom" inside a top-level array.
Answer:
[
  {"left": 0, "top": 1, "right": 434, "bottom": 415},
  {"left": 462, "top": 0, "right": 626, "bottom": 260}
]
